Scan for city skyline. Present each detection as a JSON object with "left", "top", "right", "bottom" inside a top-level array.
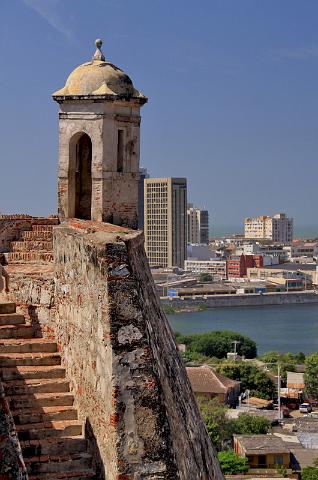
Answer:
[{"left": 1, "top": 0, "right": 318, "bottom": 230}]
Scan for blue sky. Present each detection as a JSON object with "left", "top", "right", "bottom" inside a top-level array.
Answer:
[{"left": 1, "top": 0, "right": 318, "bottom": 231}]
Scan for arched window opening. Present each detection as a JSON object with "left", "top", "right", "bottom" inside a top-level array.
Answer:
[{"left": 74, "top": 133, "right": 92, "bottom": 219}]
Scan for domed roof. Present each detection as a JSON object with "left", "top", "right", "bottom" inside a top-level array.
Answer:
[{"left": 53, "top": 39, "right": 147, "bottom": 103}]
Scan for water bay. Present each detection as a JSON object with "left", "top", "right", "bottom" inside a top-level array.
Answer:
[{"left": 167, "top": 304, "right": 318, "bottom": 355}]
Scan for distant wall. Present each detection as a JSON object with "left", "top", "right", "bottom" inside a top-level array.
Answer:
[
  {"left": 53, "top": 219, "right": 223, "bottom": 480},
  {"left": 162, "top": 291, "right": 318, "bottom": 310}
]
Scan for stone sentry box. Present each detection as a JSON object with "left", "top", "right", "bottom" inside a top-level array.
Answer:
[{"left": 52, "top": 40, "right": 147, "bottom": 228}]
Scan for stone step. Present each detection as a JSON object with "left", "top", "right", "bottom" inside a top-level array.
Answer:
[
  {"left": 21, "top": 231, "right": 53, "bottom": 241},
  {"left": 0, "top": 313, "right": 25, "bottom": 326},
  {"left": 0, "top": 324, "right": 34, "bottom": 339},
  {"left": 0, "top": 302, "right": 16, "bottom": 314},
  {"left": 10, "top": 241, "right": 53, "bottom": 252},
  {"left": 17, "top": 419, "right": 83, "bottom": 441},
  {"left": 32, "top": 225, "right": 55, "bottom": 232},
  {"left": 8, "top": 251, "right": 54, "bottom": 263},
  {"left": 4, "top": 378, "right": 69, "bottom": 395},
  {"left": 7, "top": 392, "right": 74, "bottom": 409},
  {"left": 28, "top": 469, "right": 95, "bottom": 480},
  {"left": 21, "top": 436, "right": 87, "bottom": 457},
  {"left": 0, "top": 338, "right": 57, "bottom": 354},
  {"left": 12, "top": 406, "right": 78, "bottom": 425},
  {"left": 25, "top": 453, "right": 92, "bottom": 474},
  {"left": 0, "top": 352, "right": 61, "bottom": 367},
  {"left": 1, "top": 365, "right": 66, "bottom": 381}
]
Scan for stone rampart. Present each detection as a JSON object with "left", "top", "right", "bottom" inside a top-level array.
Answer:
[{"left": 53, "top": 219, "right": 223, "bottom": 480}]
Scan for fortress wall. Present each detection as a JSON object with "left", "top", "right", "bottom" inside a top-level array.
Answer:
[{"left": 53, "top": 219, "right": 223, "bottom": 480}]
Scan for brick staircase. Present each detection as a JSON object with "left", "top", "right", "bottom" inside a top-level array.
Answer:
[
  {"left": 7, "top": 219, "right": 58, "bottom": 264},
  {"left": 0, "top": 301, "right": 96, "bottom": 479}
]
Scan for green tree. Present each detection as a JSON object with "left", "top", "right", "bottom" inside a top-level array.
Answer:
[
  {"left": 217, "top": 360, "right": 275, "bottom": 400},
  {"left": 198, "top": 398, "right": 235, "bottom": 451},
  {"left": 261, "top": 351, "right": 298, "bottom": 382},
  {"left": 177, "top": 330, "right": 257, "bottom": 359},
  {"left": 198, "top": 273, "right": 213, "bottom": 282},
  {"left": 305, "top": 353, "right": 318, "bottom": 399},
  {"left": 217, "top": 450, "right": 249, "bottom": 475},
  {"left": 233, "top": 413, "right": 270, "bottom": 434}
]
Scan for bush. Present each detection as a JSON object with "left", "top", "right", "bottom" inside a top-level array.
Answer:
[
  {"left": 163, "top": 305, "right": 176, "bottom": 314},
  {"left": 233, "top": 413, "right": 270, "bottom": 434},
  {"left": 177, "top": 330, "right": 257, "bottom": 359},
  {"left": 218, "top": 450, "right": 249, "bottom": 475},
  {"left": 302, "top": 466, "right": 318, "bottom": 480},
  {"left": 198, "top": 273, "right": 213, "bottom": 282}
]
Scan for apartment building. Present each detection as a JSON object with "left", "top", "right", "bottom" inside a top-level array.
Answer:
[
  {"left": 144, "top": 177, "right": 187, "bottom": 268},
  {"left": 137, "top": 167, "right": 149, "bottom": 229},
  {"left": 187, "top": 204, "right": 209, "bottom": 244},
  {"left": 244, "top": 213, "right": 293, "bottom": 243}
]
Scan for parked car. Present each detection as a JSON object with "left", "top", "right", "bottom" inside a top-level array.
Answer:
[{"left": 299, "top": 403, "right": 312, "bottom": 413}]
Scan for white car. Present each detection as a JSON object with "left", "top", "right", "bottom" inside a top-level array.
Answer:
[{"left": 299, "top": 403, "right": 312, "bottom": 413}]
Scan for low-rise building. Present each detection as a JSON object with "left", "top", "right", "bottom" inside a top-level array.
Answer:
[
  {"left": 247, "top": 263, "right": 317, "bottom": 285},
  {"left": 171, "top": 283, "right": 236, "bottom": 297},
  {"left": 284, "top": 242, "right": 318, "bottom": 260},
  {"left": 233, "top": 434, "right": 291, "bottom": 470},
  {"left": 186, "top": 365, "right": 240, "bottom": 406},
  {"left": 227, "top": 255, "right": 255, "bottom": 278},
  {"left": 285, "top": 372, "right": 304, "bottom": 399},
  {"left": 184, "top": 259, "right": 227, "bottom": 279}
]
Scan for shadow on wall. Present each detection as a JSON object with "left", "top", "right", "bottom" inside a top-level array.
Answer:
[{"left": 85, "top": 418, "right": 106, "bottom": 480}]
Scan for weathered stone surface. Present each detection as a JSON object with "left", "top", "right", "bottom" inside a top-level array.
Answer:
[{"left": 53, "top": 219, "right": 223, "bottom": 480}]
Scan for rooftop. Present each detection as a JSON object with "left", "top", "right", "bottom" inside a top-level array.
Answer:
[
  {"left": 186, "top": 365, "right": 239, "bottom": 394},
  {"left": 264, "top": 262, "right": 317, "bottom": 271},
  {"left": 235, "top": 434, "right": 290, "bottom": 454},
  {"left": 53, "top": 39, "right": 147, "bottom": 103}
]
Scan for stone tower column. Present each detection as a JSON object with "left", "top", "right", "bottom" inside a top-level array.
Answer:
[{"left": 52, "top": 40, "right": 147, "bottom": 228}]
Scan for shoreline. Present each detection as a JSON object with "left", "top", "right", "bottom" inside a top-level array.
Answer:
[{"left": 161, "top": 291, "right": 318, "bottom": 314}]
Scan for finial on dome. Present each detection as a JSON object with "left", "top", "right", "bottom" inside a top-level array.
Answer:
[{"left": 93, "top": 38, "right": 105, "bottom": 62}]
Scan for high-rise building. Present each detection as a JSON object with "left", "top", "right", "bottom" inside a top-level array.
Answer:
[
  {"left": 244, "top": 213, "right": 293, "bottom": 243},
  {"left": 144, "top": 178, "right": 187, "bottom": 268},
  {"left": 137, "top": 167, "right": 149, "bottom": 229},
  {"left": 187, "top": 204, "right": 209, "bottom": 244}
]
